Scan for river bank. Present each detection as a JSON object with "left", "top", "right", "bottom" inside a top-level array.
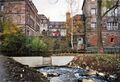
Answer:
[
  {"left": 0, "top": 55, "right": 48, "bottom": 82},
  {"left": 68, "top": 54, "right": 120, "bottom": 81}
]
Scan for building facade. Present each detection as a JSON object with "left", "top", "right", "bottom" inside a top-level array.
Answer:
[
  {"left": 0, "top": 0, "right": 41, "bottom": 36},
  {"left": 48, "top": 21, "right": 66, "bottom": 37},
  {"left": 39, "top": 14, "right": 49, "bottom": 35},
  {"left": 66, "top": 12, "right": 85, "bottom": 50},
  {"left": 73, "top": 14, "right": 85, "bottom": 50},
  {"left": 82, "top": 0, "right": 120, "bottom": 52}
]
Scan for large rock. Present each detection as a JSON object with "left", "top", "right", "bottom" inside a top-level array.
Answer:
[
  {"left": 50, "top": 73, "right": 78, "bottom": 82},
  {"left": 82, "top": 79, "right": 94, "bottom": 82}
]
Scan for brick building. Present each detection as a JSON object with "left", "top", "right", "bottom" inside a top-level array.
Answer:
[
  {"left": 66, "top": 12, "right": 85, "bottom": 50},
  {"left": 39, "top": 14, "right": 49, "bottom": 35},
  {"left": 48, "top": 21, "right": 66, "bottom": 37},
  {"left": 73, "top": 14, "right": 85, "bottom": 50},
  {"left": 82, "top": 0, "right": 120, "bottom": 52},
  {"left": 0, "top": 0, "right": 41, "bottom": 36}
]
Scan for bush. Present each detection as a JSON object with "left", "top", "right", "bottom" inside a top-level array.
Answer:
[
  {"left": 25, "top": 37, "right": 48, "bottom": 51},
  {"left": 1, "top": 33, "right": 26, "bottom": 53},
  {"left": 1, "top": 33, "right": 52, "bottom": 56}
]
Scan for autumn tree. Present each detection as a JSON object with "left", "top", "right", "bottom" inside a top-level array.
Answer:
[{"left": 50, "top": 0, "right": 81, "bottom": 49}]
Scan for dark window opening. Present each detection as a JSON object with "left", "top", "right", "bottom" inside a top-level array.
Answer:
[{"left": 110, "top": 38, "right": 114, "bottom": 42}]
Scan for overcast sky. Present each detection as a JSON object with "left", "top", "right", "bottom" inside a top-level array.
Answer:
[{"left": 33, "top": 0, "right": 83, "bottom": 21}]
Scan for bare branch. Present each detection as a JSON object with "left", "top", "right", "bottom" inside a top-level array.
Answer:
[
  {"left": 66, "top": 0, "right": 80, "bottom": 15},
  {"left": 102, "top": 0, "right": 120, "bottom": 18}
]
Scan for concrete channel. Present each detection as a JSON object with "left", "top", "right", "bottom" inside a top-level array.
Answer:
[{"left": 12, "top": 56, "right": 75, "bottom": 67}]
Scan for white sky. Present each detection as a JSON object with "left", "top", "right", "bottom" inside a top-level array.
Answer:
[{"left": 33, "top": 0, "right": 83, "bottom": 21}]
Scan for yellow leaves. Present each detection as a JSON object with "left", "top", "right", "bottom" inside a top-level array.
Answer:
[
  {"left": 10, "top": 24, "right": 19, "bottom": 33},
  {"left": 2, "top": 19, "right": 19, "bottom": 35},
  {"left": 102, "top": 0, "right": 113, "bottom": 8}
]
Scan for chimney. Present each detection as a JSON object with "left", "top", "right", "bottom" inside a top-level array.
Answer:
[{"left": 66, "top": 12, "right": 71, "bottom": 26}]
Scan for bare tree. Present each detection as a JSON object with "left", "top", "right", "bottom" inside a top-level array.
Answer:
[
  {"left": 66, "top": 0, "right": 80, "bottom": 49},
  {"left": 48, "top": 0, "right": 80, "bottom": 49},
  {"left": 97, "top": 0, "right": 120, "bottom": 53}
]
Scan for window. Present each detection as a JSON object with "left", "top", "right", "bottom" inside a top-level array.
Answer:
[
  {"left": 110, "top": 38, "right": 114, "bottom": 42},
  {"left": 36, "top": 25, "right": 40, "bottom": 31},
  {"left": 114, "top": 8, "right": 118, "bottom": 16},
  {"left": 91, "top": 8, "right": 96, "bottom": 15},
  {"left": 49, "top": 25, "right": 52, "bottom": 28},
  {"left": 0, "top": 5, "right": 4, "bottom": 11},
  {"left": 29, "top": 18, "right": 34, "bottom": 28},
  {"left": 91, "top": 22, "right": 96, "bottom": 30},
  {"left": 107, "top": 22, "right": 112, "bottom": 30},
  {"left": 108, "top": 8, "right": 118, "bottom": 17},
  {"left": 17, "top": 15, "right": 21, "bottom": 24},
  {"left": 107, "top": 22, "right": 118, "bottom": 30}
]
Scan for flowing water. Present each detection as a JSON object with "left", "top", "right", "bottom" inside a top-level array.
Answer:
[{"left": 36, "top": 66, "right": 115, "bottom": 82}]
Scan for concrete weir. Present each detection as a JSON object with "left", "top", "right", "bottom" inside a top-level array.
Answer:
[{"left": 12, "top": 56, "right": 74, "bottom": 67}]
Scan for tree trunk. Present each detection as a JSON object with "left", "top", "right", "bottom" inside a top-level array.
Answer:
[{"left": 97, "top": 0, "right": 104, "bottom": 53}]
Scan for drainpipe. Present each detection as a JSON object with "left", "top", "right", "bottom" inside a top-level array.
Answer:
[{"left": 0, "top": 0, "right": 4, "bottom": 53}]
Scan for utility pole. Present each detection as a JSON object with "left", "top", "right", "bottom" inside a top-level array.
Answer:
[{"left": 97, "top": 0, "right": 104, "bottom": 53}]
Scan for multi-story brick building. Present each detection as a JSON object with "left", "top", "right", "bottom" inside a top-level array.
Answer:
[
  {"left": 82, "top": 0, "right": 120, "bottom": 52},
  {"left": 0, "top": 0, "right": 41, "bottom": 36},
  {"left": 39, "top": 14, "right": 49, "bottom": 35},
  {"left": 48, "top": 21, "right": 66, "bottom": 37},
  {"left": 66, "top": 12, "right": 85, "bottom": 50},
  {"left": 73, "top": 14, "right": 85, "bottom": 50}
]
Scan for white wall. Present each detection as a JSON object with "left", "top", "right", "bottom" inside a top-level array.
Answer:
[
  {"left": 12, "top": 57, "right": 43, "bottom": 67},
  {"left": 12, "top": 56, "right": 75, "bottom": 67},
  {"left": 51, "top": 56, "right": 74, "bottom": 66}
]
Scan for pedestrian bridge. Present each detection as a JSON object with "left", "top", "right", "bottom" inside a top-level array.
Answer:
[{"left": 12, "top": 56, "right": 74, "bottom": 67}]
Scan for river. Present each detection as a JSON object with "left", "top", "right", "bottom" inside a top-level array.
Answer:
[{"left": 36, "top": 66, "right": 116, "bottom": 82}]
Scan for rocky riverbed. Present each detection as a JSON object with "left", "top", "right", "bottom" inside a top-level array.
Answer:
[
  {"left": 0, "top": 55, "right": 48, "bottom": 82},
  {"left": 36, "top": 66, "right": 116, "bottom": 82}
]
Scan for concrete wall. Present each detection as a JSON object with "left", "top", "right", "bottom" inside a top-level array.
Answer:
[
  {"left": 12, "top": 56, "right": 75, "bottom": 67},
  {"left": 12, "top": 57, "right": 43, "bottom": 67},
  {"left": 51, "top": 56, "right": 74, "bottom": 66}
]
